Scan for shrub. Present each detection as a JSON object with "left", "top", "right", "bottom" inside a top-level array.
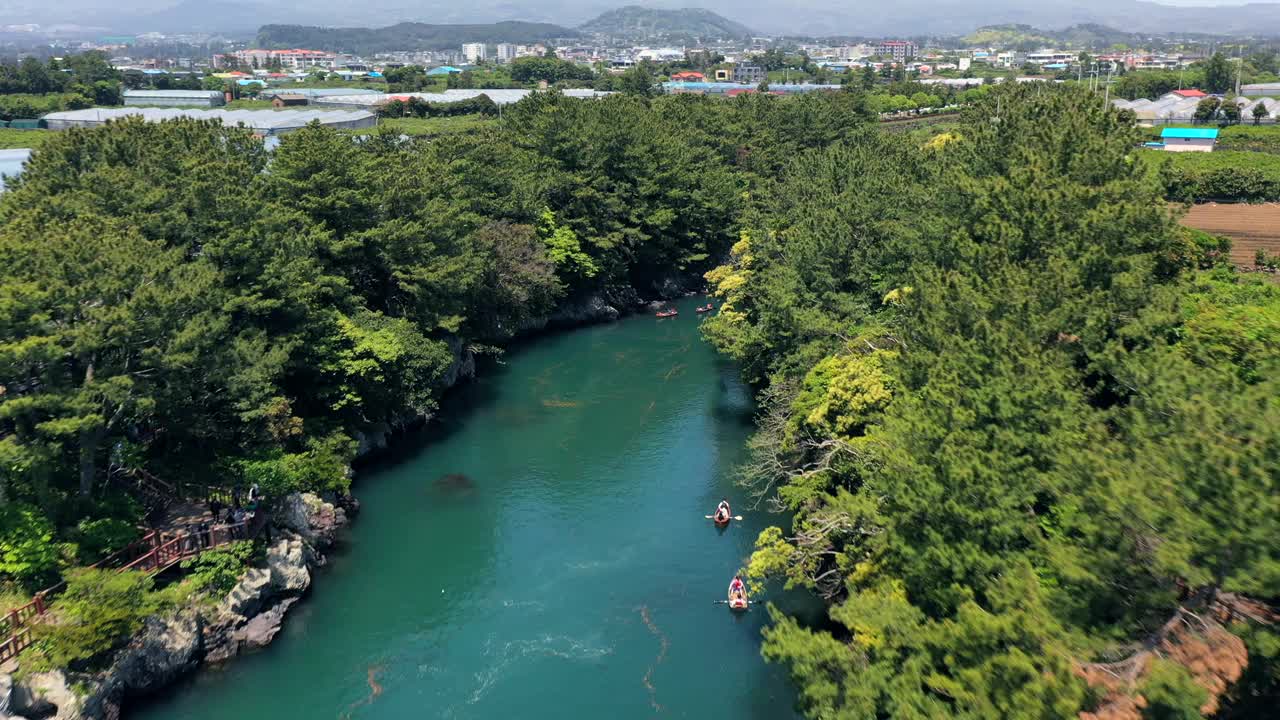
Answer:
[
  {"left": 1153, "top": 150, "right": 1280, "bottom": 202},
  {"left": 0, "top": 504, "right": 63, "bottom": 590},
  {"left": 28, "top": 568, "right": 172, "bottom": 671},
  {"left": 72, "top": 517, "right": 141, "bottom": 563},
  {"left": 180, "top": 540, "right": 256, "bottom": 596},
  {"left": 235, "top": 432, "right": 356, "bottom": 496},
  {"left": 1139, "top": 659, "right": 1208, "bottom": 720}
]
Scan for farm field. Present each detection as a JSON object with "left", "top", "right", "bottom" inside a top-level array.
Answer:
[{"left": 1182, "top": 202, "right": 1280, "bottom": 268}]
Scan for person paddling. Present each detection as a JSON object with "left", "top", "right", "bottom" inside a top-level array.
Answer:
[
  {"left": 728, "top": 575, "right": 747, "bottom": 602},
  {"left": 714, "top": 499, "right": 731, "bottom": 523}
]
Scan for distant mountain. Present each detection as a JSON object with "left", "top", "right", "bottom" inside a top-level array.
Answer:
[
  {"left": 961, "top": 23, "right": 1152, "bottom": 49},
  {"left": 255, "top": 21, "right": 580, "bottom": 54},
  {"left": 579, "top": 6, "right": 754, "bottom": 39}
]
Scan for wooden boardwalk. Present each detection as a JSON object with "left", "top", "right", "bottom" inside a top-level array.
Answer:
[{"left": 1, "top": 518, "right": 253, "bottom": 664}]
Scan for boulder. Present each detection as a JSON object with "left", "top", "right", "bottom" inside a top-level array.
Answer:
[
  {"left": 266, "top": 536, "right": 310, "bottom": 595},
  {"left": 274, "top": 493, "right": 347, "bottom": 549},
  {"left": 219, "top": 567, "right": 271, "bottom": 620},
  {"left": 0, "top": 673, "right": 12, "bottom": 716},
  {"left": 9, "top": 671, "right": 80, "bottom": 719},
  {"left": 440, "top": 336, "right": 477, "bottom": 389},
  {"left": 108, "top": 610, "right": 202, "bottom": 697},
  {"left": 354, "top": 421, "right": 394, "bottom": 457},
  {"left": 545, "top": 294, "right": 620, "bottom": 329},
  {"left": 232, "top": 599, "right": 298, "bottom": 650}
]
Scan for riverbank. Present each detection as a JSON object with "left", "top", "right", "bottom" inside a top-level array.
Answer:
[
  {"left": 0, "top": 284, "right": 711, "bottom": 720},
  {"left": 125, "top": 293, "right": 806, "bottom": 719}
]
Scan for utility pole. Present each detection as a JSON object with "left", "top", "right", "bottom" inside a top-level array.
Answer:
[{"left": 1103, "top": 62, "right": 1114, "bottom": 108}]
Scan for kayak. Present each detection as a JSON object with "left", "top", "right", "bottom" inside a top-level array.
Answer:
[
  {"left": 696, "top": 304, "right": 714, "bottom": 313},
  {"left": 655, "top": 310, "right": 678, "bottom": 318},
  {"left": 727, "top": 579, "right": 748, "bottom": 610},
  {"left": 713, "top": 512, "right": 731, "bottom": 526}
]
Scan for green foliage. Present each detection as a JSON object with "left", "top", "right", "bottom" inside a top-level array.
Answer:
[
  {"left": 1193, "top": 97, "right": 1221, "bottom": 125},
  {"left": 72, "top": 518, "right": 139, "bottom": 564},
  {"left": 0, "top": 127, "right": 51, "bottom": 149},
  {"left": 790, "top": 351, "right": 896, "bottom": 440},
  {"left": 236, "top": 433, "right": 357, "bottom": 497},
  {"left": 538, "top": 209, "right": 598, "bottom": 282},
  {"left": 1203, "top": 52, "right": 1234, "bottom": 95},
  {"left": 365, "top": 115, "right": 497, "bottom": 137},
  {"left": 0, "top": 93, "right": 92, "bottom": 120},
  {"left": 180, "top": 540, "right": 256, "bottom": 596},
  {"left": 28, "top": 568, "right": 171, "bottom": 671},
  {"left": 0, "top": 505, "right": 62, "bottom": 589},
  {"left": 1140, "top": 659, "right": 1208, "bottom": 720},
  {"left": 510, "top": 56, "right": 595, "bottom": 85},
  {"left": 376, "top": 94, "right": 498, "bottom": 119},
  {"left": 709, "top": 83, "right": 1280, "bottom": 718},
  {"left": 1154, "top": 149, "right": 1280, "bottom": 202}
]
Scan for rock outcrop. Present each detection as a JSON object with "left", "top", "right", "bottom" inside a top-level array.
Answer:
[
  {"left": 203, "top": 532, "right": 313, "bottom": 665},
  {"left": 1, "top": 673, "right": 13, "bottom": 717},
  {"left": 7, "top": 671, "right": 80, "bottom": 720},
  {"left": 232, "top": 598, "right": 298, "bottom": 650},
  {"left": 266, "top": 535, "right": 311, "bottom": 595},
  {"left": 274, "top": 493, "right": 347, "bottom": 550}
]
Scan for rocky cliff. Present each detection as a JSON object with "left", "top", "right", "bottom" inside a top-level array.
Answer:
[{"left": 0, "top": 492, "right": 346, "bottom": 720}]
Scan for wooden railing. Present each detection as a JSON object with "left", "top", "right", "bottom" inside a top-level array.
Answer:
[
  {"left": 0, "top": 626, "right": 31, "bottom": 663},
  {"left": 0, "top": 521, "right": 251, "bottom": 664}
]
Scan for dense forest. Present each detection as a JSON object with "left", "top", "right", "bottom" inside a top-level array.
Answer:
[
  {"left": 0, "top": 88, "right": 871, "bottom": 589},
  {"left": 1, "top": 81, "right": 1277, "bottom": 717},
  {"left": 702, "top": 83, "right": 1279, "bottom": 718}
]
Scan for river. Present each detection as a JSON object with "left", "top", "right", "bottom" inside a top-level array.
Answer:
[{"left": 133, "top": 296, "right": 810, "bottom": 719}]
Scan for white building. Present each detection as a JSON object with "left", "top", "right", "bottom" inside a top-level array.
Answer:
[
  {"left": 995, "top": 51, "right": 1025, "bottom": 68},
  {"left": 1027, "top": 50, "right": 1074, "bottom": 66},
  {"left": 875, "top": 41, "right": 916, "bottom": 62},
  {"left": 229, "top": 48, "right": 336, "bottom": 71},
  {"left": 123, "top": 89, "right": 225, "bottom": 107},
  {"left": 462, "top": 43, "right": 487, "bottom": 64},
  {"left": 496, "top": 43, "right": 517, "bottom": 62},
  {"left": 42, "top": 107, "right": 376, "bottom": 135}
]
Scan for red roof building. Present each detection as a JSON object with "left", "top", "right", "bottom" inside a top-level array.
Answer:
[
  {"left": 1171, "top": 89, "right": 1207, "bottom": 98},
  {"left": 670, "top": 71, "right": 706, "bottom": 81}
]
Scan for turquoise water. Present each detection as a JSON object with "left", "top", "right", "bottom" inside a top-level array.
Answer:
[
  {"left": 0, "top": 149, "right": 30, "bottom": 190},
  {"left": 132, "top": 296, "right": 810, "bottom": 719}
]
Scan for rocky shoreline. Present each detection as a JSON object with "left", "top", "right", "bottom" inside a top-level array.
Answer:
[
  {"left": 0, "top": 492, "right": 349, "bottom": 720},
  {"left": 0, "top": 284, "right": 697, "bottom": 720}
]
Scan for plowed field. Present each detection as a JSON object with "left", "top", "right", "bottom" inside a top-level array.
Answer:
[{"left": 1182, "top": 203, "right": 1280, "bottom": 267}]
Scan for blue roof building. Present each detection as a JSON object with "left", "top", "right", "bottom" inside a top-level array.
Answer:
[
  {"left": 427, "top": 66, "right": 463, "bottom": 76},
  {"left": 1158, "top": 126, "right": 1219, "bottom": 152},
  {"left": 1160, "top": 127, "right": 1220, "bottom": 140}
]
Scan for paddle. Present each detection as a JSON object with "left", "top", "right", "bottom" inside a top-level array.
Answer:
[{"left": 704, "top": 514, "right": 745, "bottom": 521}]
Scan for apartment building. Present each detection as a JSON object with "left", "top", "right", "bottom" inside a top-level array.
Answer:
[{"left": 462, "top": 43, "right": 487, "bottom": 64}]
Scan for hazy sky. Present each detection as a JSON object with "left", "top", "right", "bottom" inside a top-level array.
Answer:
[{"left": 3, "top": 0, "right": 1280, "bottom": 36}]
